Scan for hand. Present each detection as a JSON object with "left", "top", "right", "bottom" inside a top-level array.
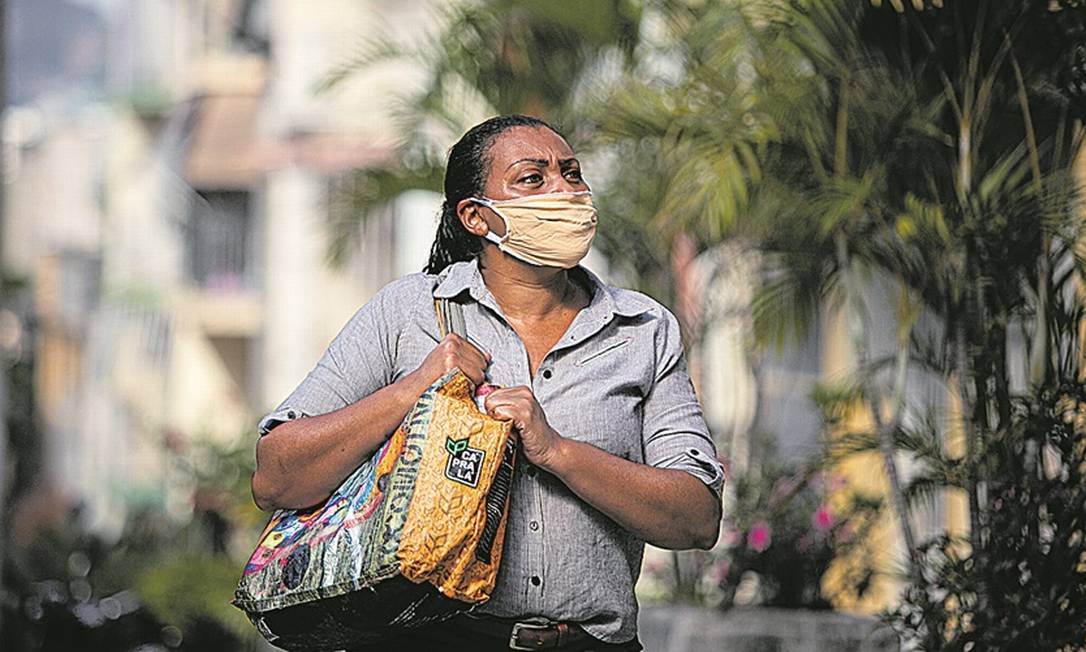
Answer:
[
  {"left": 483, "top": 386, "right": 564, "bottom": 469},
  {"left": 409, "top": 333, "right": 491, "bottom": 391}
]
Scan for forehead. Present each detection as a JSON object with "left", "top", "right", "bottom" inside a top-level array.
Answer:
[{"left": 487, "top": 126, "right": 575, "bottom": 165}]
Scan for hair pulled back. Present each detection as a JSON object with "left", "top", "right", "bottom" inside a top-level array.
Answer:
[{"left": 425, "top": 114, "right": 560, "bottom": 274}]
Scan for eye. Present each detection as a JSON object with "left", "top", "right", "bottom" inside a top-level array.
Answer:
[
  {"left": 518, "top": 173, "right": 543, "bottom": 184},
  {"left": 564, "top": 169, "right": 584, "bottom": 183}
]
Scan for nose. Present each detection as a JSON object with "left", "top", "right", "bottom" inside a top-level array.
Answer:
[{"left": 554, "top": 177, "right": 578, "bottom": 193}]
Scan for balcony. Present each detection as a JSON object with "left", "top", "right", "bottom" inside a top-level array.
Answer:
[
  {"left": 184, "top": 190, "right": 253, "bottom": 292},
  {"left": 178, "top": 189, "right": 262, "bottom": 337}
]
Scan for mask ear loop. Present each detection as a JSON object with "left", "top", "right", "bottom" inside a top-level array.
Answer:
[{"left": 470, "top": 198, "right": 511, "bottom": 245}]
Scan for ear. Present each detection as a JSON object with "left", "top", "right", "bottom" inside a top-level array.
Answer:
[{"left": 456, "top": 198, "right": 492, "bottom": 238}]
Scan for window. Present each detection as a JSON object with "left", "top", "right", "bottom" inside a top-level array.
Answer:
[{"left": 185, "top": 190, "right": 252, "bottom": 290}]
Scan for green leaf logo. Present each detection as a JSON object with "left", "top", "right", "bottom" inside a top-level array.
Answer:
[{"left": 445, "top": 436, "right": 469, "bottom": 456}]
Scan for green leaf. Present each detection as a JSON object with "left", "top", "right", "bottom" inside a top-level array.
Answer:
[{"left": 446, "top": 437, "right": 469, "bottom": 455}]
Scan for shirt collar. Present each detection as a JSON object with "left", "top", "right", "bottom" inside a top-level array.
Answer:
[
  {"left": 432, "top": 258, "right": 480, "bottom": 300},
  {"left": 432, "top": 258, "right": 651, "bottom": 319}
]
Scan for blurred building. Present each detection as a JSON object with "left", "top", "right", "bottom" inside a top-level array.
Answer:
[{"left": 6, "top": 0, "right": 444, "bottom": 535}]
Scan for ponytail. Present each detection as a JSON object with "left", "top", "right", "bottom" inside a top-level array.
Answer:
[{"left": 425, "top": 200, "right": 482, "bottom": 274}]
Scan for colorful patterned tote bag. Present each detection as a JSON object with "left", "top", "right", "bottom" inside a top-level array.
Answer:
[{"left": 233, "top": 298, "right": 517, "bottom": 651}]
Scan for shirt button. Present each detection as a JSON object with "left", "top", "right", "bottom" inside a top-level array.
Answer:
[
  {"left": 526, "top": 466, "right": 537, "bottom": 477},
  {"left": 530, "top": 520, "right": 539, "bottom": 531},
  {"left": 542, "top": 369, "right": 553, "bottom": 380},
  {"left": 287, "top": 410, "right": 296, "bottom": 419},
  {"left": 530, "top": 576, "right": 541, "bottom": 587}
]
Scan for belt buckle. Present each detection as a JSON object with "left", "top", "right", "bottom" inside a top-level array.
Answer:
[{"left": 509, "top": 620, "right": 552, "bottom": 650}]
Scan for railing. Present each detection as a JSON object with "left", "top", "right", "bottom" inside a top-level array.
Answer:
[{"left": 184, "top": 190, "right": 253, "bottom": 291}]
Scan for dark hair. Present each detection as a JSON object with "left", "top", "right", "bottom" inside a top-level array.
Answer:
[{"left": 425, "top": 114, "right": 561, "bottom": 274}]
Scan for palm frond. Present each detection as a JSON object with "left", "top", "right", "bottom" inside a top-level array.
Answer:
[{"left": 325, "top": 164, "right": 444, "bottom": 267}]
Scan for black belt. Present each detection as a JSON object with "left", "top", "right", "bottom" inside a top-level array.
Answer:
[{"left": 456, "top": 614, "right": 591, "bottom": 650}]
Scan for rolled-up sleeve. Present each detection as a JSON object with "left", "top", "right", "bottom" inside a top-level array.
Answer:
[
  {"left": 641, "top": 309, "right": 726, "bottom": 499},
  {"left": 257, "top": 282, "right": 400, "bottom": 437}
]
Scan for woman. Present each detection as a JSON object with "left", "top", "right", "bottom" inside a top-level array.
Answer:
[{"left": 252, "top": 115, "right": 724, "bottom": 651}]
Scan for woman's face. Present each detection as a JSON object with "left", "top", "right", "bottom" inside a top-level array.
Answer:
[{"left": 457, "top": 125, "right": 589, "bottom": 239}]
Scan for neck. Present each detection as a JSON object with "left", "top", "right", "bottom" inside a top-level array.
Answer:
[{"left": 478, "top": 249, "right": 579, "bottom": 320}]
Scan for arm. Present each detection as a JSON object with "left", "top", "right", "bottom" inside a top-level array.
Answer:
[
  {"left": 253, "top": 372, "right": 428, "bottom": 511},
  {"left": 483, "top": 385, "right": 721, "bottom": 550},
  {"left": 543, "top": 438, "right": 721, "bottom": 550},
  {"left": 252, "top": 331, "right": 491, "bottom": 512}
]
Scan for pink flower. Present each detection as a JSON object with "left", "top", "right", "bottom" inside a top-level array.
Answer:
[
  {"left": 709, "top": 559, "right": 731, "bottom": 583},
  {"left": 722, "top": 526, "right": 741, "bottom": 548},
  {"left": 813, "top": 505, "right": 834, "bottom": 532},
  {"left": 747, "top": 522, "right": 772, "bottom": 552}
]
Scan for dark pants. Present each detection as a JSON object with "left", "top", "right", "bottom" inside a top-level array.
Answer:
[{"left": 348, "top": 617, "right": 643, "bottom": 652}]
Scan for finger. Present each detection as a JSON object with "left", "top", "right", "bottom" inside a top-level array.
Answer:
[
  {"left": 462, "top": 334, "right": 492, "bottom": 362},
  {"left": 447, "top": 333, "right": 491, "bottom": 363},
  {"left": 442, "top": 332, "right": 466, "bottom": 348},
  {"left": 457, "top": 343, "right": 491, "bottom": 373},
  {"left": 487, "top": 387, "right": 535, "bottom": 408},
  {"left": 483, "top": 390, "right": 521, "bottom": 413},
  {"left": 486, "top": 385, "right": 526, "bottom": 398},
  {"left": 440, "top": 341, "right": 488, "bottom": 378},
  {"left": 485, "top": 402, "right": 518, "bottom": 423},
  {"left": 440, "top": 346, "right": 484, "bottom": 378},
  {"left": 458, "top": 362, "right": 487, "bottom": 387}
]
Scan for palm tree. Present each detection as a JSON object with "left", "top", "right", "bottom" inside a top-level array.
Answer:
[
  {"left": 593, "top": 0, "right": 927, "bottom": 582},
  {"left": 591, "top": 0, "right": 1086, "bottom": 627},
  {"left": 316, "top": 0, "right": 642, "bottom": 266}
]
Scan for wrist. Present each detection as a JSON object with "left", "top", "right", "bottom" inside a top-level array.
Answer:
[
  {"left": 398, "top": 369, "right": 431, "bottom": 404},
  {"left": 536, "top": 433, "right": 574, "bottom": 476}
]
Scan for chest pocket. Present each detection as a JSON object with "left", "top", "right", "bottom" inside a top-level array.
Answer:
[
  {"left": 574, "top": 336, "right": 632, "bottom": 367},
  {"left": 557, "top": 335, "right": 646, "bottom": 461}
]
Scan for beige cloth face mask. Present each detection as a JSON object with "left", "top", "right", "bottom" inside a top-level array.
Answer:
[{"left": 471, "top": 191, "right": 598, "bottom": 268}]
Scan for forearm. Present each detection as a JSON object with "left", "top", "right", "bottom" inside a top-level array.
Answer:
[
  {"left": 540, "top": 438, "right": 721, "bottom": 550},
  {"left": 252, "top": 371, "right": 430, "bottom": 511}
]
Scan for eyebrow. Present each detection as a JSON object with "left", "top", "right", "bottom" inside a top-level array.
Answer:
[{"left": 506, "top": 157, "right": 580, "bottom": 171}]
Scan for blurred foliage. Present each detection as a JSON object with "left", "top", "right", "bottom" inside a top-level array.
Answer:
[
  {"left": 319, "top": 0, "right": 635, "bottom": 262},
  {"left": 134, "top": 553, "right": 251, "bottom": 643},
  {"left": 703, "top": 455, "right": 882, "bottom": 610},
  {"left": 4, "top": 289, "right": 41, "bottom": 510},
  {"left": 2, "top": 436, "right": 265, "bottom": 651},
  {"left": 591, "top": 0, "right": 1086, "bottom": 348},
  {"left": 588, "top": 0, "right": 1086, "bottom": 646},
  {"left": 887, "top": 380, "right": 1086, "bottom": 649}
]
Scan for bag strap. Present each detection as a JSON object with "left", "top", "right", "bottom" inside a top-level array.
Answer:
[
  {"left": 435, "top": 297, "right": 513, "bottom": 564},
  {"left": 434, "top": 298, "right": 468, "bottom": 339}
]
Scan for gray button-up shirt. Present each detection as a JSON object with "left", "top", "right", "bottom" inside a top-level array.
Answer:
[{"left": 258, "top": 258, "right": 724, "bottom": 643}]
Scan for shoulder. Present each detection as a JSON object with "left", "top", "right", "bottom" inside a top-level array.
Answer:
[
  {"left": 603, "top": 284, "right": 679, "bottom": 334},
  {"left": 371, "top": 271, "right": 439, "bottom": 304},
  {"left": 609, "top": 286, "right": 669, "bottom": 319},
  {"left": 341, "top": 271, "right": 438, "bottom": 335},
  {"left": 601, "top": 285, "right": 686, "bottom": 366},
  {"left": 577, "top": 266, "right": 673, "bottom": 326}
]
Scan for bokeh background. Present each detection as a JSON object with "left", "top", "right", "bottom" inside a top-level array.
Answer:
[{"left": 1, "top": 1, "right": 1085, "bottom": 650}]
